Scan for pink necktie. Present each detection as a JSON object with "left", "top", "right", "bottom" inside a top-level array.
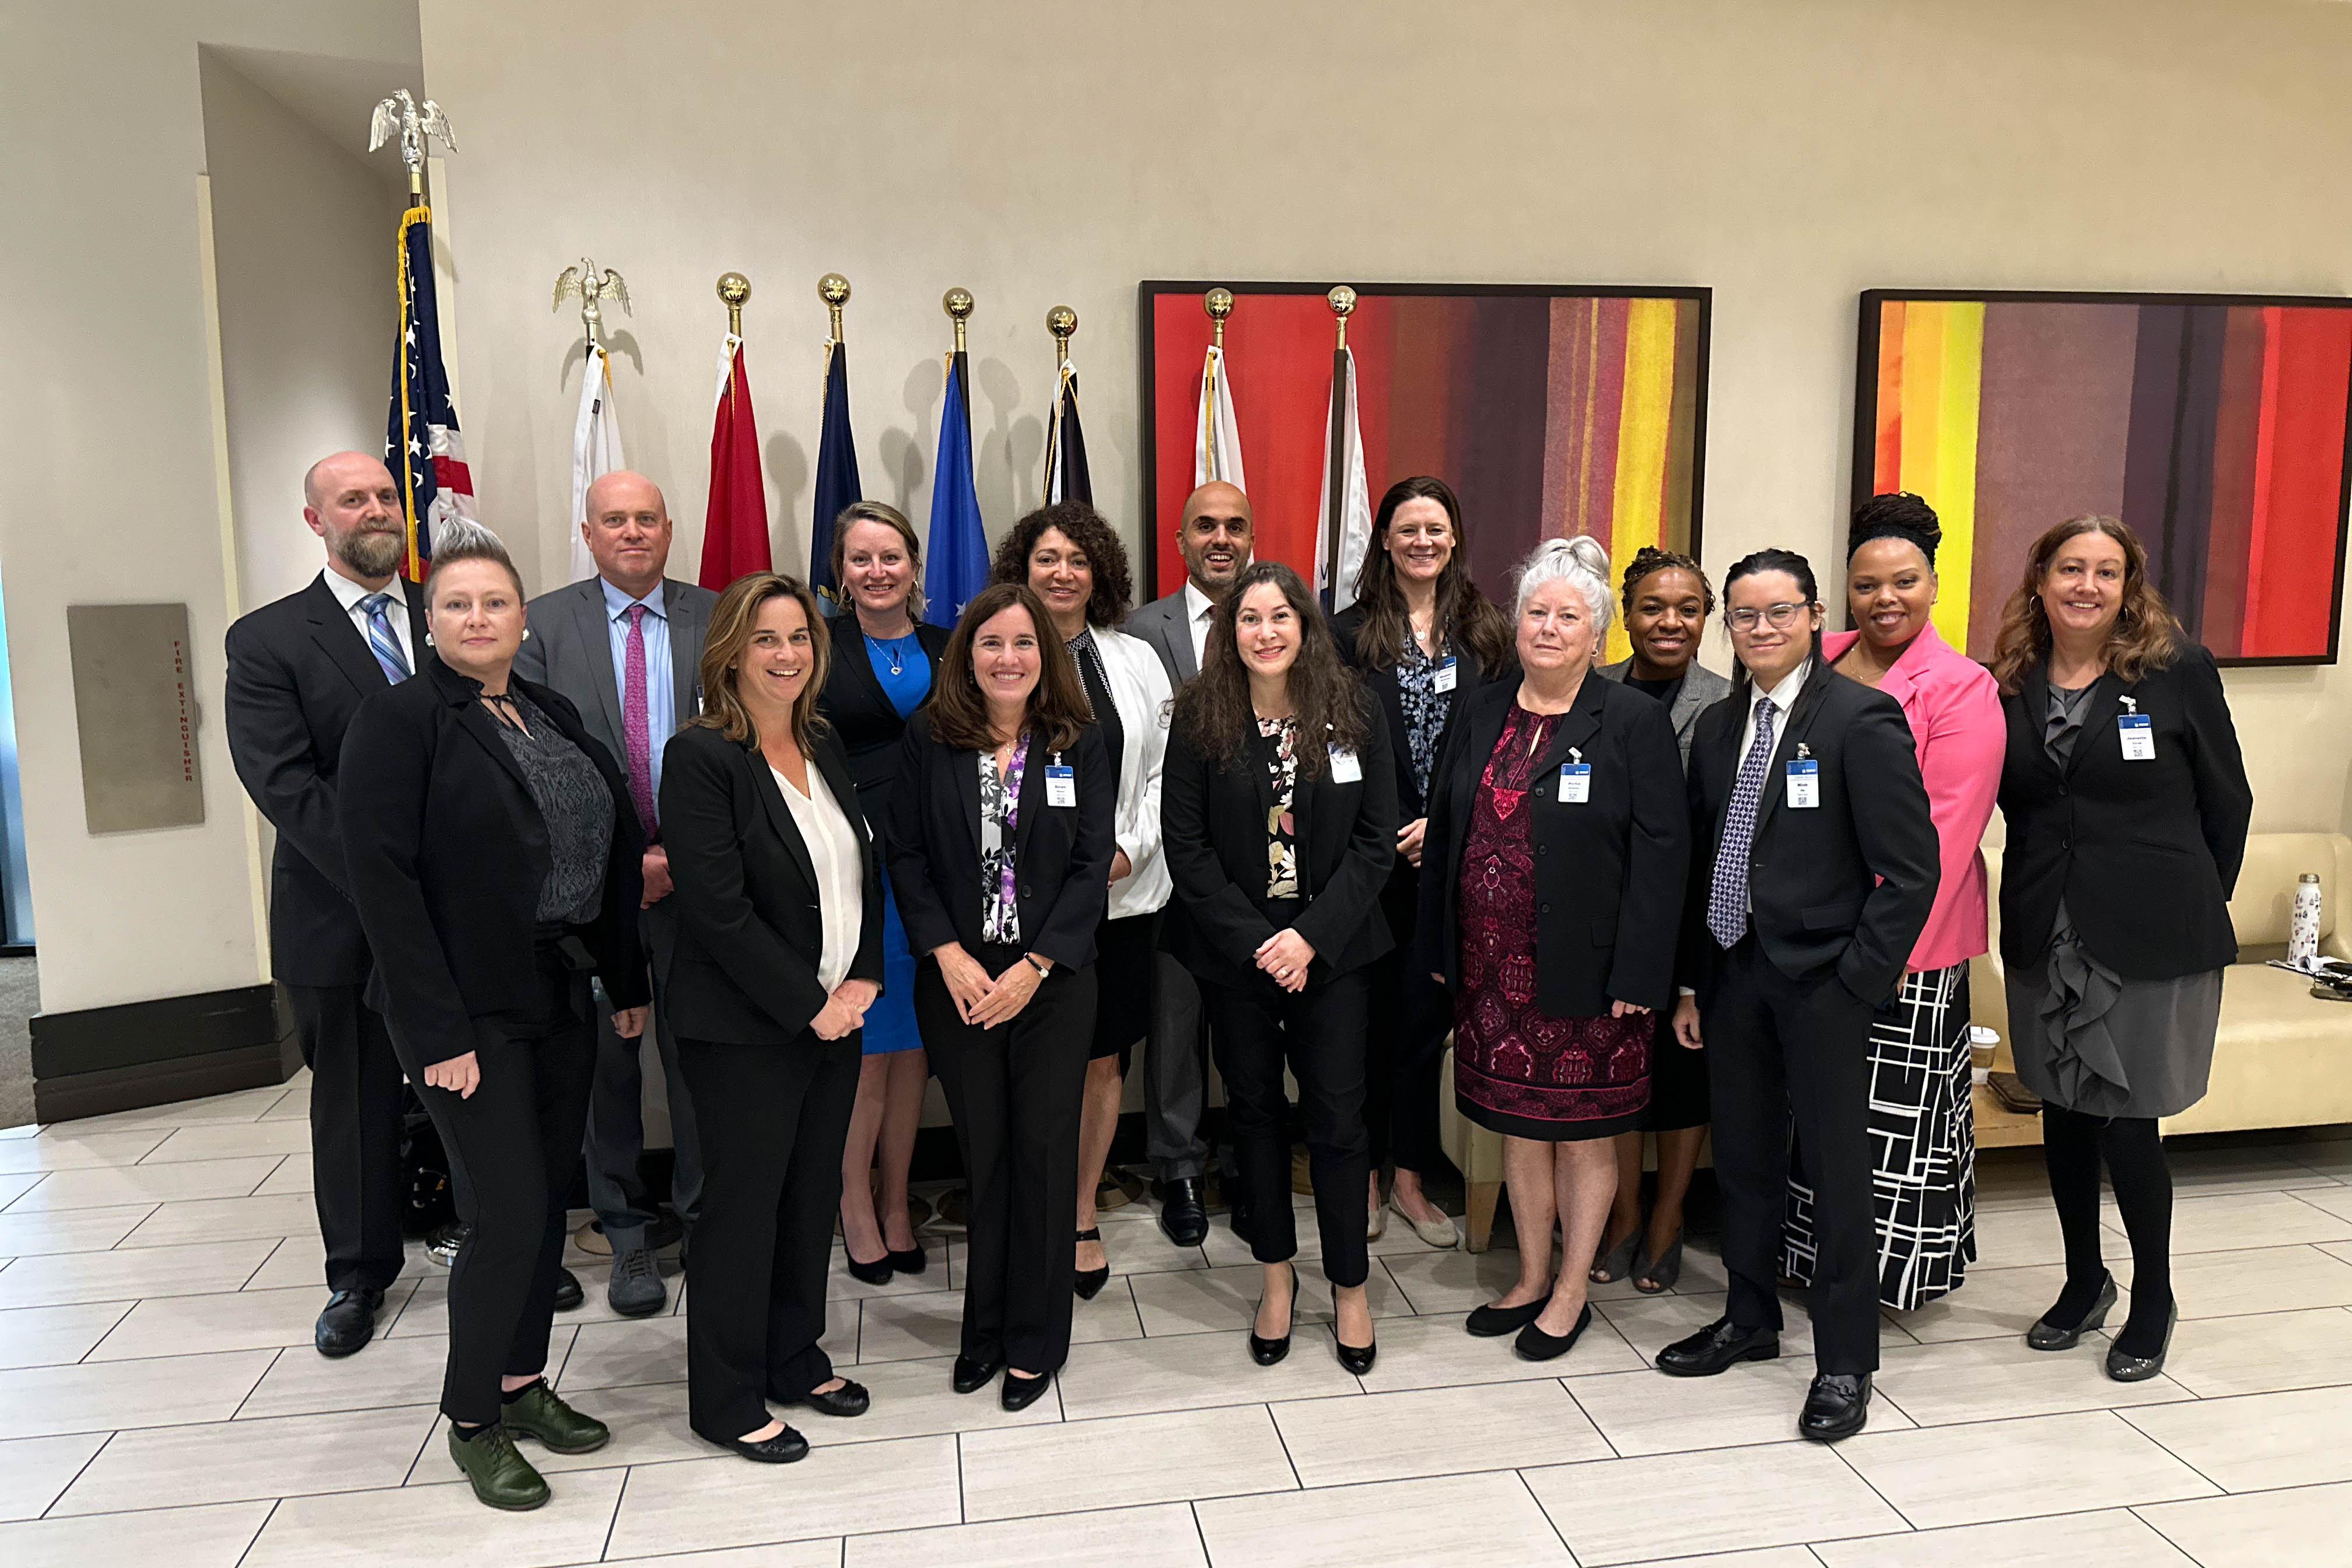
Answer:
[{"left": 624, "top": 604, "right": 656, "bottom": 834}]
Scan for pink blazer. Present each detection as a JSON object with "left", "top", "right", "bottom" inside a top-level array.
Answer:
[{"left": 1825, "top": 623, "right": 2003, "bottom": 974}]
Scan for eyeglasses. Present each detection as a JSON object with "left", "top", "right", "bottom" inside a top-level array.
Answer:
[{"left": 1725, "top": 602, "right": 1810, "bottom": 632}]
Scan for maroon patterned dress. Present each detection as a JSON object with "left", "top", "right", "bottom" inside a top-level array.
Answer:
[{"left": 1453, "top": 704, "right": 1652, "bottom": 1141}]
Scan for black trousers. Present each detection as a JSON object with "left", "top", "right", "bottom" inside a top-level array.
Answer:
[
  {"left": 677, "top": 1032, "right": 857, "bottom": 1440},
  {"left": 916, "top": 949, "right": 1094, "bottom": 1373},
  {"left": 391, "top": 946, "right": 597, "bottom": 1426},
  {"left": 585, "top": 902, "right": 702, "bottom": 1236},
  {"left": 1363, "top": 864, "right": 1450, "bottom": 1177},
  {"left": 1199, "top": 965, "right": 1372, "bottom": 1289},
  {"left": 286, "top": 982, "right": 408, "bottom": 1294},
  {"left": 1702, "top": 935, "right": 1880, "bottom": 1374}
]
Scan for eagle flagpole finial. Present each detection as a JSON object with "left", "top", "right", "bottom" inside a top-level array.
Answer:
[
  {"left": 554, "top": 259, "right": 631, "bottom": 349},
  {"left": 368, "top": 88, "right": 459, "bottom": 198}
]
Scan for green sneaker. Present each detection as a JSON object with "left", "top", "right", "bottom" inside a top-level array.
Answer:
[
  {"left": 501, "top": 1380, "right": 611, "bottom": 1454},
  {"left": 446, "top": 1423, "right": 549, "bottom": 1511}
]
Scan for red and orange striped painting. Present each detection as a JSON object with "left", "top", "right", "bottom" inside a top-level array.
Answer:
[
  {"left": 1859, "top": 292, "right": 2352, "bottom": 664},
  {"left": 1145, "top": 284, "right": 1709, "bottom": 664}
]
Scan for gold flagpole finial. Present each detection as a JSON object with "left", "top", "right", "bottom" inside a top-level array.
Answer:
[
  {"left": 1328, "top": 286, "right": 1358, "bottom": 351},
  {"left": 943, "top": 287, "right": 974, "bottom": 354},
  {"left": 1047, "top": 306, "right": 1077, "bottom": 369},
  {"left": 554, "top": 258, "right": 629, "bottom": 349},
  {"left": 717, "top": 272, "right": 750, "bottom": 338},
  {"left": 818, "top": 273, "right": 850, "bottom": 344},
  {"left": 1205, "top": 288, "right": 1234, "bottom": 350},
  {"left": 368, "top": 89, "right": 457, "bottom": 199}
]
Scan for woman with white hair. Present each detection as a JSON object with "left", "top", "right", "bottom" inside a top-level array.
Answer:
[{"left": 1416, "top": 536, "right": 1689, "bottom": 1360}]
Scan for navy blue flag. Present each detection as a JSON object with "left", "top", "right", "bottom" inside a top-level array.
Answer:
[
  {"left": 1044, "top": 363, "right": 1092, "bottom": 505},
  {"left": 924, "top": 352, "right": 988, "bottom": 627},
  {"left": 809, "top": 338, "right": 861, "bottom": 607},
  {"left": 384, "top": 201, "right": 474, "bottom": 580}
]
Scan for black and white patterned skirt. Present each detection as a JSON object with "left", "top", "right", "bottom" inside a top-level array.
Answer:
[{"left": 1782, "top": 963, "right": 1976, "bottom": 1311}]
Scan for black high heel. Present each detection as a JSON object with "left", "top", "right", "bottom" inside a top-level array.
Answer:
[
  {"left": 845, "top": 1248, "right": 894, "bottom": 1286},
  {"left": 887, "top": 1245, "right": 928, "bottom": 1276},
  {"left": 1074, "top": 1227, "right": 1110, "bottom": 1300},
  {"left": 2105, "top": 1299, "right": 2179, "bottom": 1382},
  {"left": 1334, "top": 1285, "right": 1377, "bottom": 1374},
  {"left": 1250, "top": 1263, "right": 1297, "bottom": 1366}
]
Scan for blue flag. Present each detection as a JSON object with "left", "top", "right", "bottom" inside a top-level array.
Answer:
[
  {"left": 924, "top": 351, "right": 988, "bottom": 627},
  {"left": 808, "top": 340, "right": 861, "bottom": 608},
  {"left": 385, "top": 201, "right": 475, "bottom": 581}
]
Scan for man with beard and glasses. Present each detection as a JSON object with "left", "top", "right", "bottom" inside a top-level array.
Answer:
[{"left": 226, "top": 450, "right": 436, "bottom": 1358}]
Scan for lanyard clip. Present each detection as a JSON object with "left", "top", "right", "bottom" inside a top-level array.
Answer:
[
  {"left": 2118, "top": 696, "right": 2138, "bottom": 715},
  {"left": 1568, "top": 747, "right": 1584, "bottom": 765},
  {"left": 1796, "top": 742, "right": 1812, "bottom": 760}
]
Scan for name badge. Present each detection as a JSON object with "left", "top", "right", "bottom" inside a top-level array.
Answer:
[
  {"left": 2118, "top": 701, "right": 2154, "bottom": 762},
  {"left": 1044, "top": 758, "right": 1077, "bottom": 808},
  {"left": 1785, "top": 749, "right": 1819, "bottom": 809},
  {"left": 1328, "top": 746, "right": 1362, "bottom": 785},
  {"left": 1433, "top": 657, "right": 1458, "bottom": 695},
  {"left": 1558, "top": 746, "right": 1590, "bottom": 804}
]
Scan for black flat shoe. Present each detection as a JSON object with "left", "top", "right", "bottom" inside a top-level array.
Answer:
[
  {"left": 551, "top": 1268, "right": 583, "bottom": 1312},
  {"left": 887, "top": 1247, "right": 928, "bottom": 1276},
  {"left": 1335, "top": 1335, "right": 1377, "bottom": 1376},
  {"left": 1514, "top": 1303, "right": 1592, "bottom": 1362},
  {"left": 2027, "top": 1272, "right": 2118, "bottom": 1352},
  {"left": 1000, "top": 1370, "right": 1052, "bottom": 1411},
  {"left": 845, "top": 1250, "right": 895, "bottom": 1286},
  {"left": 1157, "top": 1177, "right": 1209, "bottom": 1247},
  {"left": 782, "top": 1378, "right": 869, "bottom": 1418},
  {"left": 1799, "top": 1371, "right": 1871, "bottom": 1441},
  {"left": 1249, "top": 1263, "right": 1297, "bottom": 1366},
  {"left": 2105, "top": 1300, "right": 2179, "bottom": 1382},
  {"left": 952, "top": 1354, "right": 1005, "bottom": 1395},
  {"left": 314, "top": 1288, "right": 383, "bottom": 1357},
  {"left": 1465, "top": 1296, "right": 1549, "bottom": 1338},
  {"left": 701, "top": 1424, "right": 810, "bottom": 1464},
  {"left": 1656, "top": 1317, "right": 1779, "bottom": 1377},
  {"left": 1073, "top": 1227, "right": 1110, "bottom": 1301}
]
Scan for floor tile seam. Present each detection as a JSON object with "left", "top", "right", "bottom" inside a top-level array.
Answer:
[
  {"left": 1556, "top": 1373, "right": 1629, "bottom": 1459},
  {"left": 0, "top": 1175, "right": 50, "bottom": 1213},
  {"left": 957, "top": 1479, "right": 1311, "bottom": 1531},
  {"left": 230, "top": 1495, "right": 278, "bottom": 1568},
  {"left": 1189, "top": 1497, "right": 1212, "bottom": 1564},
  {"left": 598, "top": 1462, "right": 629, "bottom": 1563},
  {"left": 69, "top": 1298, "right": 138, "bottom": 1363},
  {"left": 33, "top": 1425, "right": 117, "bottom": 1521},
  {"left": 954, "top": 1428, "right": 967, "bottom": 1522},
  {"left": 45, "top": 1461, "right": 471, "bottom": 1520},
  {"left": 1823, "top": 1423, "right": 1930, "bottom": 1532},
  {"left": 1510, "top": 1464, "right": 1577, "bottom": 1559}
]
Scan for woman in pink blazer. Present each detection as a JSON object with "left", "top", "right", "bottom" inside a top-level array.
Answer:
[{"left": 1783, "top": 494, "right": 2004, "bottom": 1311}]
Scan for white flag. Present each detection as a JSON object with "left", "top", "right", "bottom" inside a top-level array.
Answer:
[
  {"left": 568, "top": 344, "right": 626, "bottom": 582},
  {"left": 1315, "top": 345, "right": 1373, "bottom": 612},
  {"left": 1193, "top": 343, "right": 1245, "bottom": 493}
]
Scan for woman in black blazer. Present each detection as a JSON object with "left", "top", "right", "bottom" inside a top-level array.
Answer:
[
  {"left": 1989, "top": 515, "right": 2250, "bottom": 1381},
  {"left": 886, "top": 582, "right": 1114, "bottom": 1412},
  {"left": 339, "top": 527, "right": 645, "bottom": 1513},
  {"left": 816, "top": 501, "right": 951, "bottom": 1283},
  {"left": 1416, "top": 537, "right": 1688, "bottom": 1361},
  {"left": 1163, "top": 562, "right": 1395, "bottom": 1375},
  {"left": 661, "top": 572, "right": 884, "bottom": 1463},
  {"left": 1331, "top": 476, "right": 1513, "bottom": 1250}
]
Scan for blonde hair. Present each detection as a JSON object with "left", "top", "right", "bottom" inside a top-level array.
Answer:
[{"left": 1989, "top": 515, "right": 2182, "bottom": 694}]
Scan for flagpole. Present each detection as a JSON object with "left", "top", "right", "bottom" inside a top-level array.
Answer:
[
  {"left": 1048, "top": 305, "right": 1075, "bottom": 369},
  {"left": 943, "top": 287, "right": 974, "bottom": 425},
  {"left": 718, "top": 270, "right": 750, "bottom": 338},
  {"left": 1045, "top": 306, "right": 1076, "bottom": 505},
  {"left": 820, "top": 272, "right": 850, "bottom": 346},
  {"left": 1324, "top": 286, "right": 1357, "bottom": 607},
  {"left": 808, "top": 273, "right": 860, "bottom": 607}
]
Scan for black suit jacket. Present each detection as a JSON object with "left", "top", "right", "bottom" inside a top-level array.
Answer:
[
  {"left": 818, "top": 619, "right": 954, "bottom": 826},
  {"left": 1329, "top": 601, "right": 1513, "bottom": 825},
  {"left": 884, "top": 711, "right": 1115, "bottom": 971},
  {"left": 225, "top": 573, "right": 432, "bottom": 987},
  {"left": 659, "top": 722, "right": 885, "bottom": 1044},
  {"left": 1681, "top": 663, "right": 1940, "bottom": 1005},
  {"left": 1997, "top": 646, "right": 2251, "bottom": 981},
  {"left": 1160, "top": 690, "right": 1399, "bottom": 989},
  {"left": 1418, "top": 676, "right": 1689, "bottom": 1015},
  {"left": 338, "top": 661, "right": 649, "bottom": 1065}
]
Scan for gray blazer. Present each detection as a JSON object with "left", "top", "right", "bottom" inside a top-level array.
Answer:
[
  {"left": 1598, "top": 655, "right": 1731, "bottom": 769},
  {"left": 514, "top": 574, "right": 718, "bottom": 830},
  {"left": 1124, "top": 587, "right": 1200, "bottom": 686}
]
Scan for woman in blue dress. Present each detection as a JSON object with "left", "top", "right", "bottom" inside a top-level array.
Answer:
[{"left": 817, "top": 502, "right": 951, "bottom": 1283}]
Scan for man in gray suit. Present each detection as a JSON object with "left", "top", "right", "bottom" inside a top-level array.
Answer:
[
  {"left": 1123, "top": 480, "right": 1252, "bottom": 1245},
  {"left": 514, "top": 470, "right": 716, "bottom": 1315}
]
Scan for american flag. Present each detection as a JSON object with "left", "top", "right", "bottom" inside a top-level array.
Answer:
[{"left": 386, "top": 201, "right": 475, "bottom": 581}]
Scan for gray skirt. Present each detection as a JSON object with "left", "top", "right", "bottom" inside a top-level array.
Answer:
[{"left": 2006, "top": 907, "right": 2222, "bottom": 1120}]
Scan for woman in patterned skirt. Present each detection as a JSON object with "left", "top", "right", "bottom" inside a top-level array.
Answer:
[
  {"left": 1780, "top": 495, "right": 2004, "bottom": 1311},
  {"left": 1418, "top": 537, "right": 1689, "bottom": 1360}
]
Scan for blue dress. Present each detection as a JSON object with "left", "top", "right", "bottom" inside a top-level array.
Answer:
[{"left": 863, "top": 634, "right": 932, "bottom": 1056}]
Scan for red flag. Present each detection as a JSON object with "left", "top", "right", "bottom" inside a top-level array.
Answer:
[{"left": 699, "top": 334, "right": 771, "bottom": 588}]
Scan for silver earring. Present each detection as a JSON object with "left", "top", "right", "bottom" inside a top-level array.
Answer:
[
  {"left": 424, "top": 632, "right": 435, "bottom": 646},
  {"left": 521, "top": 628, "right": 531, "bottom": 640}
]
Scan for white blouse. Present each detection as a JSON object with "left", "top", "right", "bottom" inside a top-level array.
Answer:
[{"left": 770, "top": 760, "right": 864, "bottom": 993}]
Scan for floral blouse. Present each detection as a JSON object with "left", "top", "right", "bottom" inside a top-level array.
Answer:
[
  {"left": 1256, "top": 715, "right": 1300, "bottom": 899},
  {"left": 1394, "top": 633, "right": 1454, "bottom": 804},
  {"left": 978, "top": 731, "right": 1031, "bottom": 946}
]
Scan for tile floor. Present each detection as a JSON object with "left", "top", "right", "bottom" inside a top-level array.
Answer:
[{"left": 1, "top": 1075, "right": 2348, "bottom": 1565}]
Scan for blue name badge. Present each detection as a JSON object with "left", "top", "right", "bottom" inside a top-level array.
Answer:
[
  {"left": 2118, "top": 712, "right": 2154, "bottom": 762},
  {"left": 1558, "top": 760, "right": 1591, "bottom": 804},
  {"left": 1044, "top": 763, "right": 1077, "bottom": 808},
  {"left": 1784, "top": 757, "right": 1820, "bottom": 809}
]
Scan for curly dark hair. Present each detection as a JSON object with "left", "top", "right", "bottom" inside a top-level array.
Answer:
[
  {"left": 989, "top": 502, "right": 1133, "bottom": 628},
  {"left": 1849, "top": 491, "right": 1944, "bottom": 565},
  {"left": 1173, "top": 561, "right": 1368, "bottom": 778},
  {"left": 1620, "top": 545, "right": 1716, "bottom": 617}
]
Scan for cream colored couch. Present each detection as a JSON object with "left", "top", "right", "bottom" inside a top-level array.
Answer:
[{"left": 1976, "top": 831, "right": 2352, "bottom": 1137}]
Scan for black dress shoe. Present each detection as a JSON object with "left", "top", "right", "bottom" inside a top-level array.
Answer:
[
  {"left": 845, "top": 1250, "right": 895, "bottom": 1286},
  {"left": 1335, "top": 1335, "right": 1377, "bottom": 1376},
  {"left": 887, "top": 1246, "right": 928, "bottom": 1276},
  {"left": 781, "top": 1378, "right": 869, "bottom": 1418},
  {"left": 1157, "top": 1177, "right": 1209, "bottom": 1247},
  {"left": 1000, "top": 1370, "right": 1052, "bottom": 1411},
  {"left": 1073, "top": 1227, "right": 1110, "bottom": 1300},
  {"left": 2105, "top": 1300, "right": 2179, "bottom": 1383},
  {"left": 315, "top": 1289, "right": 383, "bottom": 1357},
  {"left": 952, "top": 1354, "right": 1005, "bottom": 1395},
  {"left": 1800, "top": 1371, "right": 1871, "bottom": 1441},
  {"left": 1514, "top": 1303, "right": 1593, "bottom": 1363},
  {"left": 1655, "top": 1317, "right": 1779, "bottom": 1377},
  {"left": 1465, "top": 1296, "right": 1549, "bottom": 1338},
  {"left": 2027, "top": 1272, "right": 2118, "bottom": 1352},
  {"left": 1250, "top": 1264, "right": 1297, "bottom": 1366},
  {"left": 552, "top": 1268, "right": 583, "bottom": 1312},
  {"left": 701, "top": 1424, "right": 810, "bottom": 1464}
]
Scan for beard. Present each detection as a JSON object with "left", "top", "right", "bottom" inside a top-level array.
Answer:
[{"left": 335, "top": 524, "right": 407, "bottom": 580}]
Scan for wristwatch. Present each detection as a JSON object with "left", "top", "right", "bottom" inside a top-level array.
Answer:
[{"left": 1024, "top": 954, "right": 1053, "bottom": 978}]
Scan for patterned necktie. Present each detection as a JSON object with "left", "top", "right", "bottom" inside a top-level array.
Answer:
[
  {"left": 624, "top": 604, "right": 657, "bottom": 834},
  {"left": 1706, "top": 695, "right": 1777, "bottom": 949},
  {"left": 358, "top": 593, "right": 411, "bottom": 684}
]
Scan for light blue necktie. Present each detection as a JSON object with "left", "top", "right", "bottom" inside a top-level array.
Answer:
[{"left": 359, "top": 592, "right": 412, "bottom": 684}]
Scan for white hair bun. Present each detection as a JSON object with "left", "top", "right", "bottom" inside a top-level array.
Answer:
[{"left": 1562, "top": 534, "right": 1611, "bottom": 579}]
